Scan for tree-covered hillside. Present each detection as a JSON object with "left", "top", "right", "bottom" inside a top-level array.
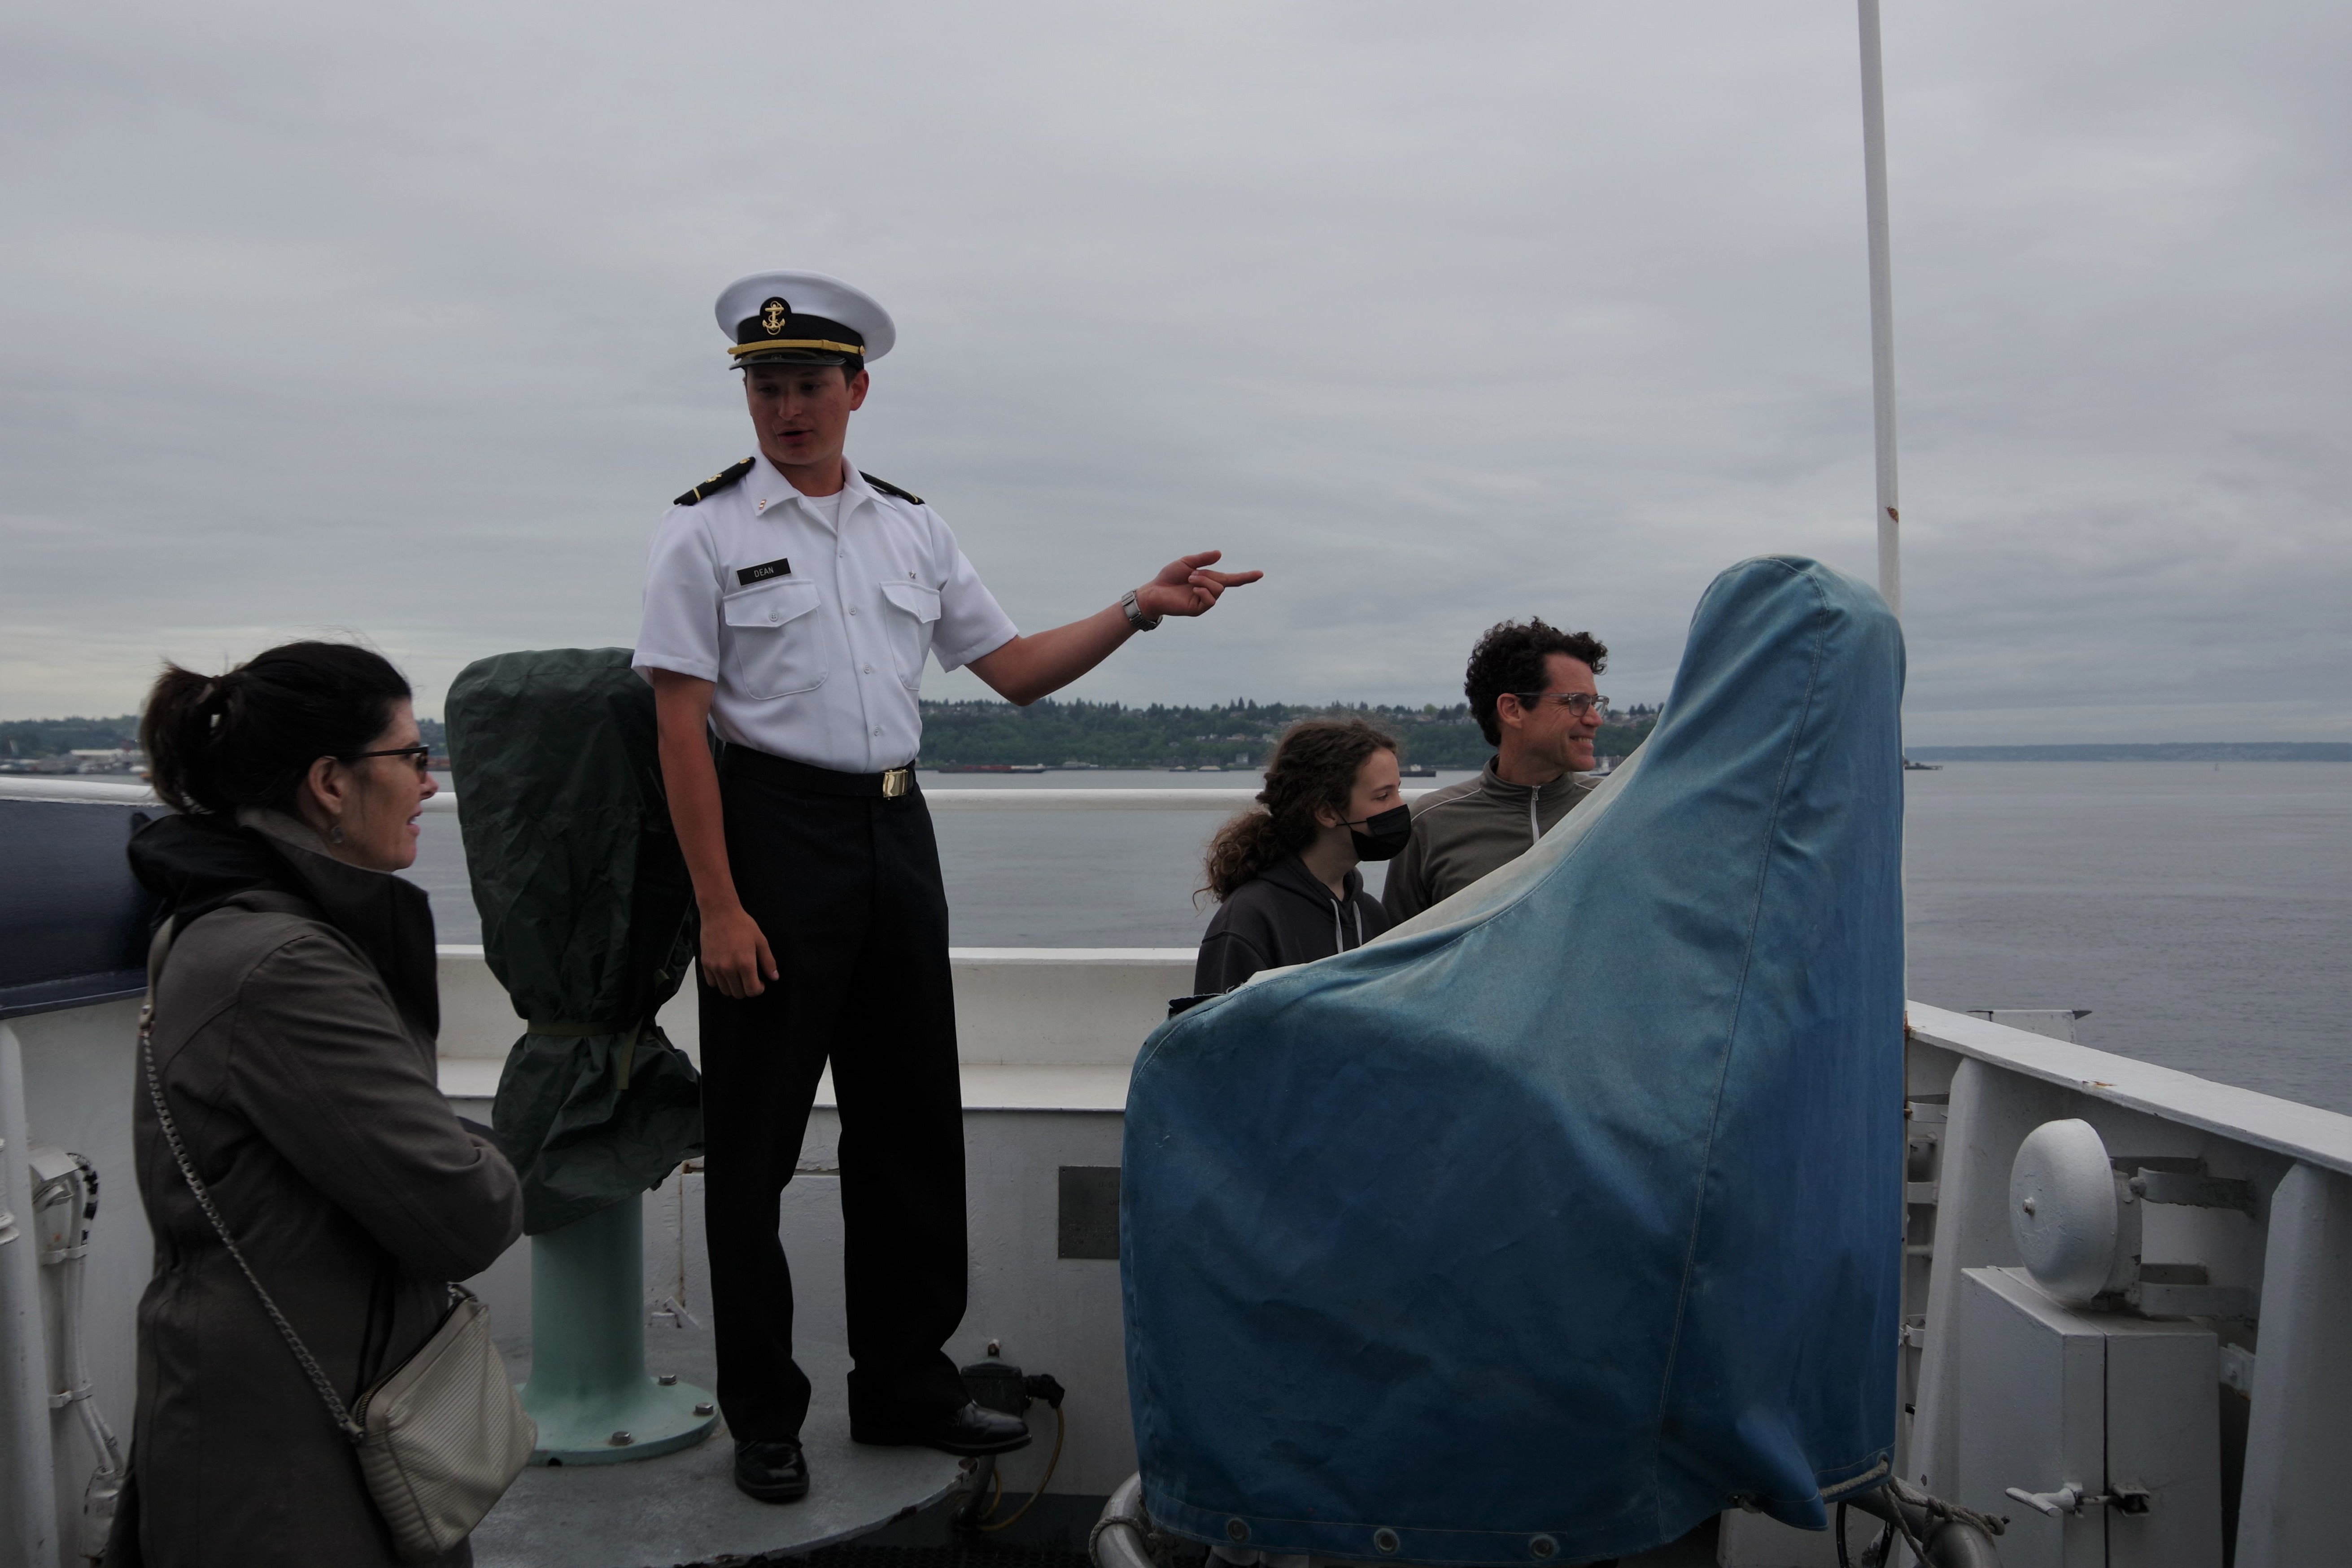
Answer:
[
  {"left": 0, "top": 714, "right": 448, "bottom": 760},
  {"left": 1, "top": 715, "right": 142, "bottom": 759},
  {"left": 912, "top": 699, "right": 1657, "bottom": 769},
  {"left": 0, "top": 704, "right": 1655, "bottom": 772}
]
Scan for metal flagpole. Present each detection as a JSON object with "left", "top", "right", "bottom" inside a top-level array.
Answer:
[
  {"left": 1858, "top": 0, "right": 1900, "bottom": 620},
  {"left": 1859, "top": 5, "right": 1917, "bottom": 1371}
]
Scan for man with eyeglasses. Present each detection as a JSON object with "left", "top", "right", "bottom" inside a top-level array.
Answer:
[{"left": 1382, "top": 619, "right": 1609, "bottom": 922}]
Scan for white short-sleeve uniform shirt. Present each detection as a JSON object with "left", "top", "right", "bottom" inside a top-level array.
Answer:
[{"left": 634, "top": 456, "right": 1018, "bottom": 773}]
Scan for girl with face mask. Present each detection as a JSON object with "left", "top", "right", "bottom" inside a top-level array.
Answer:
[{"left": 1192, "top": 718, "right": 1411, "bottom": 996}]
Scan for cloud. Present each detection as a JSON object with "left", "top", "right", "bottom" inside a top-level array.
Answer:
[{"left": 2, "top": 0, "right": 2344, "bottom": 742}]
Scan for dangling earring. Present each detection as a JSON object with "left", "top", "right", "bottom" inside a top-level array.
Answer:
[{"left": 329, "top": 821, "right": 346, "bottom": 844}]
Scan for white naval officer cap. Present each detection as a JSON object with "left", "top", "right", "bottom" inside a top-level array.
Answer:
[{"left": 715, "top": 271, "right": 896, "bottom": 370}]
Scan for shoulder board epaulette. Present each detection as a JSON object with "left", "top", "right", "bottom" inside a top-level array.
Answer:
[
  {"left": 860, "top": 472, "right": 925, "bottom": 507},
  {"left": 674, "top": 458, "right": 755, "bottom": 507}
]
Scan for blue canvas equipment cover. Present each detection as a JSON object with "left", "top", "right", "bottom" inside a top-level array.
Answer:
[{"left": 1121, "top": 557, "right": 1907, "bottom": 1564}]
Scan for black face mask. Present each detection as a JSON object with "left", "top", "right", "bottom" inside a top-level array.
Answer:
[{"left": 1346, "top": 804, "right": 1414, "bottom": 862}]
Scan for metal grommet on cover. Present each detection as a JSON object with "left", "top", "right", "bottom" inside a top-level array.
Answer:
[
  {"left": 1372, "top": 1528, "right": 1401, "bottom": 1555},
  {"left": 1226, "top": 1519, "right": 1250, "bottom": 1542},
  {"left": 1528, "top": 1536, "right": 1558, "bottom": 1559}
]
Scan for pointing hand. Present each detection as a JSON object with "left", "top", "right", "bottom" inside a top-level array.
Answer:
[{"left": 1135, "top": 551, "right": 1264, "bottom": 620}]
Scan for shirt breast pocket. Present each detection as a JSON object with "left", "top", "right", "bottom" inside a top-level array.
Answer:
[
  {"left": 722, "top": 579, "right": 829, "bottom": 698},
  {"left": 877, "top": 581, "right": 942, "bottom": 690}
]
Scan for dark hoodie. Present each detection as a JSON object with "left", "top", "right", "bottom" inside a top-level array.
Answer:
[
  {"left": 127, "top": 808, "right": 441, "bottom": 1035},
  {"left": 1194, "top": 853, "right": 1389, "bottom": 995}
]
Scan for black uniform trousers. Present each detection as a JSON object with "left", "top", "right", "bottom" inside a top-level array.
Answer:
[{"left": 699, "top": 748, "right": 970, "bottom": 1442}]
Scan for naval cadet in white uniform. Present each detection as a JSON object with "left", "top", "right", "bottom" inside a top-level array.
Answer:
[{"left": 634, "top": 271, "right": 1260, "bottom": 1504}]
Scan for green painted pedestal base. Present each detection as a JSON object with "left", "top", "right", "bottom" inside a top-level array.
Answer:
[{"left": 519, "top": 1195, "right": 720, "bottom": 1465}]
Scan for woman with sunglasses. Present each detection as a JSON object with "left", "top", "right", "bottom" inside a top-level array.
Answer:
[
  {"left": 1191, "top": 718, "right": 1411, "bottom": 996},
  {"left": 113, "top": 642, "right": 521, "bottom": 1568}
]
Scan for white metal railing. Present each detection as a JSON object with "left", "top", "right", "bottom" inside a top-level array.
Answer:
[
  {"left": 1892, "top": 1003, "right": 2352, "bottom": 1568},
  {"left": 432, "top": 944, "right": 1192, "bottom": 1070},
  {"left": 6, "top": 919, "right": 2349, "bottom": 1560},
  {"left": 1907, "top": 1006, "right": 2351, "bottom": 1179},
  {"left": 0, "top": 778, "right": 164, "bottom": 807},
  {"left": 0, "top": 776, "right": 1418, "bottom": 812}
]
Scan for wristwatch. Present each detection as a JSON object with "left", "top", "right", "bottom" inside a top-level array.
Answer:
[{"left": 1121, "top": 589, "right": 1162, "bottom": 632}]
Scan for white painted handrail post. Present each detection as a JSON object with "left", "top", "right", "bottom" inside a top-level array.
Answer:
[
  {"left": 0, "top": 1023, "right": 64, "bottom": 1568},
  {"left": 1858, "top": 0, "right": 1901, "bottom": 620},
  {"left": 2235, "top": 1162, "right": 2352, "bottom": 1567},
  {"left": 1904, "top": 1057, "right": 2074, "bottom": 1495}
]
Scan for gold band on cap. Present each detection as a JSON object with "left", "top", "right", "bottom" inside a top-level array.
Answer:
[{"left": 729, "top": 339, "right": 865, "bottom": 358}]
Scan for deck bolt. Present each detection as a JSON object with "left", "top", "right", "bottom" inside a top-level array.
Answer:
[
  {"left": 695, "top": 1403, "right": 716, "bottom": 1416},
  {"left": 657, "top": 1374, "right": 678, "bottom": 1386},
  {"left": 609, "top": 1430, "right": 634, "bottom": 1446}
]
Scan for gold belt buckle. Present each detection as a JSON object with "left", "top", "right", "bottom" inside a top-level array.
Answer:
[{"left": 881, "top": 766, "right": 912, "bottom": 800}]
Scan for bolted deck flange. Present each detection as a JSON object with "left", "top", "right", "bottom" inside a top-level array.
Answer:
[{"left": 517, "top": 1196, "right": 719, "bottom": 1465}]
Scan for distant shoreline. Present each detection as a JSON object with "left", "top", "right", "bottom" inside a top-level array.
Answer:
[
  {"left": 6, "top": 712, "right": 2343, "bottom": 771},
  {"left": 1905, "top": 743, "right": 2348, "bottom": 763}
]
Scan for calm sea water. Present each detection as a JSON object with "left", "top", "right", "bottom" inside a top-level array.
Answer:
[{"left": 405, "top": 763, "right": 2351, "bottom": 1114}]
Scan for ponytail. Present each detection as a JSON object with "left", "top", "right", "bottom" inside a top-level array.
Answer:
[
  {"left": 1200, "top": 717, "right": 1396, "bottom": 902},
  {"left": 140, "top": 641, "right": 411, "bottom": 816},
  {"left": 1201, "top": 809, "right": 1296, "bottom": 904},
  {"left": 140, "top": 664, "right": 231, "bottom": 814}
]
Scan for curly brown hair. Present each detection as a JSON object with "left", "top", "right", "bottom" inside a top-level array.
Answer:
[{"left": 1201, "top": 718, "right": 1396, "bottom": 902}]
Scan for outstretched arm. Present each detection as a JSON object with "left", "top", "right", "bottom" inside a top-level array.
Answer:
[{"left": 968, "top": 550, "right": 1262, "bottom": 707}]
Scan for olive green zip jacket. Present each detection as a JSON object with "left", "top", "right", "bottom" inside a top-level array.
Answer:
[{"left": 1380, "top": 760, "right": 1595, "bottom": 922}]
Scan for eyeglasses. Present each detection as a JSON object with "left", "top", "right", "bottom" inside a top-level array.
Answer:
[
  {"left": 1512, "top": 692, "right": 1610, "bottom": 719},
  {"left": 339, "top": 744, "right": 433, "bottom": 775}
]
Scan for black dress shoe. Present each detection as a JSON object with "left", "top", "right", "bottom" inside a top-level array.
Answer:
[
  {"left": 733, "top": 1439, "right": 810, "bottom": 1502},
  {"left": 858, "top": 1400, "right": 1030, "bottom": 1455}
]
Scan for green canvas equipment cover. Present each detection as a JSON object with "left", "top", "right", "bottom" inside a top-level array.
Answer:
[{"left": 448, "top": 647, "right": 703, "bottom": 1235}]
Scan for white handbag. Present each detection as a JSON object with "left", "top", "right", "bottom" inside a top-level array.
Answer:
[{"left": 140, "top": 920, "right": 536, "bottom": 1562}]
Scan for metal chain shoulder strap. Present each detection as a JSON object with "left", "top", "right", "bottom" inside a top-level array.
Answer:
[{"left": 138, "top": 921, "right": 367, "bottom": 1444}]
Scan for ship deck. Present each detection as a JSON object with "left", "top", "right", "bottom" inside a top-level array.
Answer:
[
  {"left": 475, "top": 1338, "right": 963, "bottom": 1568},
  {"left": 5, "top": 776, "right": 2350, "bottom": 1568}
]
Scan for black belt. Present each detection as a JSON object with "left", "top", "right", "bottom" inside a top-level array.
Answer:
[{"left": 721, "top": 745, "right": 917, "bottom": 800}]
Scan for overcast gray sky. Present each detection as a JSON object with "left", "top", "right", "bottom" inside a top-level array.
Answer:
[{"left": 4, "top": 0, "right": 2345, "bottom": 742}]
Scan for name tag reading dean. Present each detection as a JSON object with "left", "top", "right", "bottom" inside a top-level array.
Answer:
[{"left": 736, "top": 557, "right": 792, "bottom": 586}]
